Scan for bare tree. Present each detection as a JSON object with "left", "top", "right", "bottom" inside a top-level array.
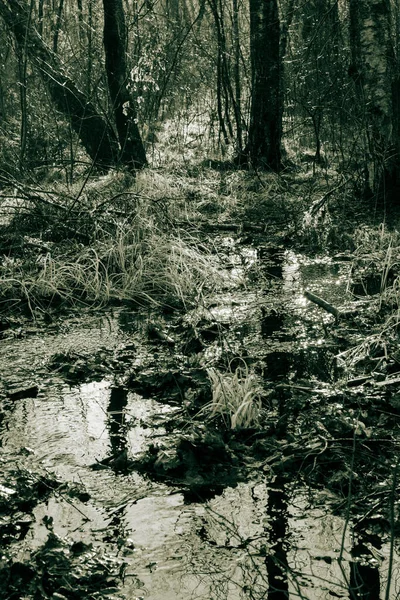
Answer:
[
  {"left": 103, "top": 0, "right": 147, "bottom": 169},
  {"left": 0, "top": 0, "right": 120, "bottom": 169}
]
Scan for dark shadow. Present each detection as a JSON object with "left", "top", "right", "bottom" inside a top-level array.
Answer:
[
  {"left": 266, "top": 475, "right": 289, "bottom": 598},
  {"left": 261, "top": 308, "right": 284, "bottom": 337},
  {"left": 349, "top": 533, "right": 381, "bottom": 600},
  {"left": 118, "top": 309, "right": 139, "bottom": 333},
  {"left": 107, "top": 386, "right": 128, "bottom": 458},
  {"left": 349, "top": 556, "right": 380, "bottom": 599},
  {"left": 265, "top": 351, "right": 292, "bottom": 380}
]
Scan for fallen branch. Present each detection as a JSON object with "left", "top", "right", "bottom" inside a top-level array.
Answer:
[
  {"left": 304, "top": 290, "right": 340, "bottom": 318},
  {"left": 175, "top": 221, "right": 267, "bottom": 233},
  {"left": 375, "top": 376, "right": 400, "bottom": 387},
  {"left": 308, "top": 177, "right": 348, "bottom": 216},
  {"left": 0, "top": 184, "right": 69, "bottom": 212}
]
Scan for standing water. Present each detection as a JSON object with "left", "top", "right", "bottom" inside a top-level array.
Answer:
[{"left": 1, "top": 239, "right": 399, "bottom": 599}]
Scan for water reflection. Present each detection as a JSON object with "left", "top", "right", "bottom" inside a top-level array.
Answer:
[
  {"left": 0, "top": 246, "right": 397, "bottom": 599},
  {"left": 349, "top": 555, "right": 380, "bottom": 599},
  {"left": 107, "top": 386, "right": 128, "bottom": 456},
  {"left": 266, "top": 476, "right": 289, "bottom": 598},
  {"left": 258, "top": 246, "right": 285, "bottom": 280},
  {"left": 349, "top": 524, "right": 382, "bottom": 599}
]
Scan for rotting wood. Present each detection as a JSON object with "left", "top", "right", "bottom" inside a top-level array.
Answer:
[{"left": 6, "top": 383, "right": 39, "bottom": 400}]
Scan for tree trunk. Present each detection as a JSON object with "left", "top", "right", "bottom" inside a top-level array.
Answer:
[
  {"left": 86, "top": 0, "right": 93, "bottom": 95},
  {"left": 0, "top": 0, "right": 120, "bottom": 170},
  {"left": 245, "top": 0, "right": 282, "bottom": 170},
  {"left": 208, "top": 0, "right": 232, "bottom": 145},
  {"left": 37, "top": 0, "right": 44, "bottom": 36},
  {"left": 231, "top": 0, "right": 243, "bottom": 151},
  {"left": 52, "top": 0, "right": 64, "bottom": 53},
  {"left": 76, "top": 0, "right": 84, "bottom": 44},
  {"left": 103, "top": 0, "right": 147, "bottom": 169},
  {"left": 349, "top": 0, "right": 400, "bottom": 200},
  {"left": 17, "top": 0, "right": 33, "bottom": 172}
]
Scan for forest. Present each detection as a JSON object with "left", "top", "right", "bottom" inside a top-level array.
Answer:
[{"left": 1, "top": 0, "right": 400, "bottom": 598}]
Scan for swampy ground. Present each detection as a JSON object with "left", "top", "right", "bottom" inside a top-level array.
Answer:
[{"left": 1, "top": 162, "right": 400, "bottom": 599}]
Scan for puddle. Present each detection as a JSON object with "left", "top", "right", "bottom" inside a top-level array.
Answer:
[{"left": 0, "top": 239, "right": 398, "bottom": 599}]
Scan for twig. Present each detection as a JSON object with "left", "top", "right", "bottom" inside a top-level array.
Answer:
[
  {"left": 309, "top": 177, "right": 348, "bottom": 216},
  {"left": 276, "top": 382, "right": 326, "bottom": 392},
  {"left": 337, "top": 418, "right": 358, "bottom": 590},
  {"left": 15, "top": 465, "right": 91, "bottom": 522},
  {"left": 174, "top": 221, "right": 267, "bottom": 233}
]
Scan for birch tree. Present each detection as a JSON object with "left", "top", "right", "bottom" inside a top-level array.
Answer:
[{"left": 349, "top": 0, "right": 400, "bottom": 199}]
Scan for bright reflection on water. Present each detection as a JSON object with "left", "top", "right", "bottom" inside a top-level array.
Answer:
[
  {"left": 283, "top": 251, "right": 350, "bottom": 313},
  {"left": 120, "top": 481, "right": 400, "bottom": 600}
]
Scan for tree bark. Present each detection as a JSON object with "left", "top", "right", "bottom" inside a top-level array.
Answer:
[
  {"left": 245, "top": 0, "right": 282, "bottom": 170},
  {"left": 0, "top": 0, "right": 120, "bottom": 169},
  {"left": 349, "top": 0, "right": 400, "bottom": 200},
  {"left": 52, "top": 0, "right": 64, "bottom": 53},
  {"left": 37, "top": 0, "right": 44, "bottom": 36},
  {"left": 232, "top": 0, "right": 243, "bottom": 151},
  {"left": 17, "top": 0, "right": 33, "bottom": 172},
  {"left": 76, "top": 0, "right": 84, "bottom": 44},
  {"left": 103, "top": 0, "right": 147, "bottom": 169}
]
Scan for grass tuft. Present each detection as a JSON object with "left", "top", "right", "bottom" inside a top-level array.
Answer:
[
  {"left": 198, "top": 362, "right": 263, "bottom": 429},
  {"left": 0, "top": 195, "right": 224, "bottom": 314}
]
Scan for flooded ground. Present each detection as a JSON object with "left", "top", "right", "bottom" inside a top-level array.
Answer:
[{"left": 1, "top": 235, "right": 399, "bottom": 599}]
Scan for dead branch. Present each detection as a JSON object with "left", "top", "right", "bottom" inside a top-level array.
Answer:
[{"left": 304, "top": 289, "right": 340, "bottom": 318}]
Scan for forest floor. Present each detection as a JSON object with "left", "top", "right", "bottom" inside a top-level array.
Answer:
[{"left": 1, "top": 160, "right": 400, "bottom": 598}]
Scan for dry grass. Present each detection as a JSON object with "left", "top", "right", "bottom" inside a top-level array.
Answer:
[
  {"left": 198, "top": 362, "right": 264, "bottom": 429},
  {"left": 0, "top": 161, "right": 293, "bottom": 314},
  {"left": 0, "top": 190, "right": 224, "bottom": 313}
]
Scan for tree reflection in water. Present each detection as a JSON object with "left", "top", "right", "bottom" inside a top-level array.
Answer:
[
  {"left": 265, "top": 475, "right": 289, "bottom": 598},
  {"left": 107, "top": 385, "right": 128, "bottom": 458}
]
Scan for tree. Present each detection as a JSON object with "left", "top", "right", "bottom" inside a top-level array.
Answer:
[
  {"left": 0, "top": 0, "right": 120, "bottom": 169},
  {"left": 0, "top": 0, "right": 147, "bottom": 172},
  {"left": 286, "top": 0, "right": 344, "bottom": 164},
  {"left": 244, "top": 0, "right": 282, "bottom": 170},
  {"left": 103, "top": 0, "right": 147, "bottom": 169},
  {"left": 349, "top": 0, "right": 400, "bottom": 200}
]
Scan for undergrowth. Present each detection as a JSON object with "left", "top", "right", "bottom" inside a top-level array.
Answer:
[
  {"left": 338, "top": 223, "right": 400, "bottom": 377},
  {"left": 0, "top": 157, "right": 374, "bottom": 317},
  {"left": 0, "top": 170, "right": 227, "bottom": 314}
]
